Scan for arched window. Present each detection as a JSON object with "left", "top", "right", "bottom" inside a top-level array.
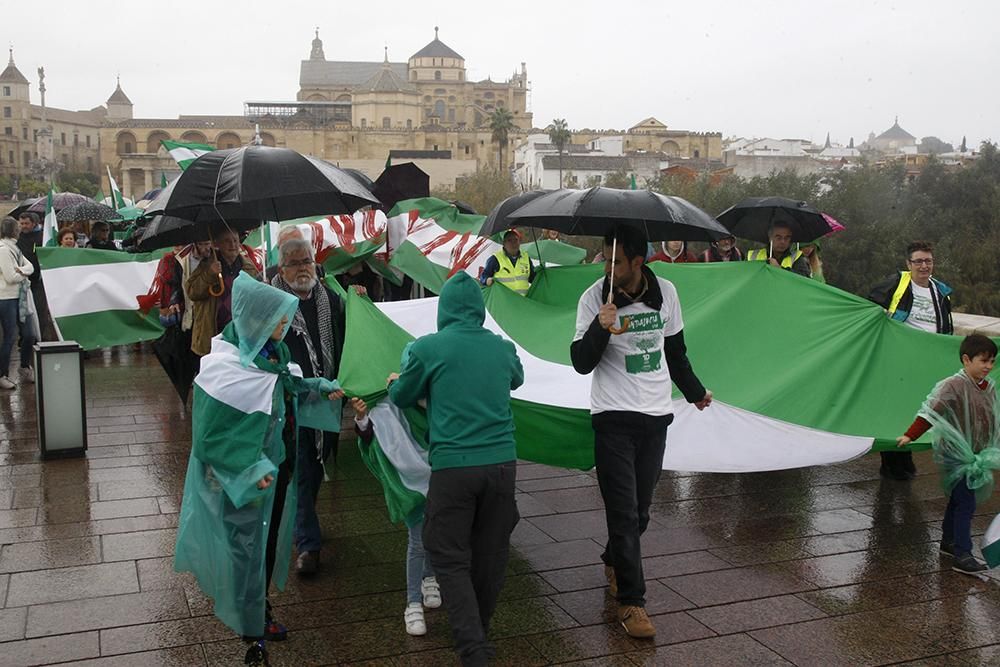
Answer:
[
  {"left": 484, "top": 92, "right": 494, "bottom": 100},
  {"left": 406, "top": 119, "right": 412, "bottom": 129},
  {"left": 382, "top": 117, "right": 391, "bottom": 129},
  {"left": 434, "top": 71, "right": 441, "bottom": 80},
  {"left": 146, "top": 130, "right": 170, "bottom": 154},
  {"left": 434, "top": 100, "right": 445, "bottom": 118},
  {"left": 360, "top": 118, "right": 366, "bottom": 128},
  {"left": 259, "top": 132, "right": 276, "bottom": 147},
  {"left": 216, "top": 132, "right": 242, "bottom": 149},
  {"left": 181, "top": 130, "right": 208, "bottom": 144},
  {"left": 116, "top": 131, "right": 137, "bottom": 155}
]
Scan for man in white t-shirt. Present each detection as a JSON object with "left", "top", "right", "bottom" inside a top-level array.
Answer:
[
  {"left": 869, "top": 240, "right": 954, "bottom": 480},
  {"left": 570, "top": 225, "right": 712, "bottom": 640}
]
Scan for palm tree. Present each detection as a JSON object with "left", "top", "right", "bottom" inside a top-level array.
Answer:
[
  {"left": 548, "top": 118, "right": 571, "bottom": 188},
  {"left": 489, "top": 107, "right": 515, "bottom": 172}
]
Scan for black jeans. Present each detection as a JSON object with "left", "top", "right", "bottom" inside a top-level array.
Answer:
[
  {"left": 423, "top": 462, "right": 519, "bottom": 667},
  {"left": 595, "top": 425, "right": 668, "bottom": 607}
]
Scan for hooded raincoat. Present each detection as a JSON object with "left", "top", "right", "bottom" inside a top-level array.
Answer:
[{"left": 174, "top": 273, "right": 339, "bottom": 637}]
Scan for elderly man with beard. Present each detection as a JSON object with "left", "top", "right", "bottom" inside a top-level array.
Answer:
[{"left": 270, "top": 238, "right": 346, "bottom": 575}]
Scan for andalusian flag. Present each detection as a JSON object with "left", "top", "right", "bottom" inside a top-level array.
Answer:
[
  {"left": 386, "top": 198, "right": 500, "bottom": 292},
  {"left": 161, "top": 139, "right": 214, "bottom": 171},
  {"left": 41, "top": 190, "right": 58, "bottom": 247},
  {"left": 983, "top": 515, "right": 1000, "bottom": 567},
  {"left": 37, "top": 247, "right": 165, "bottom": 349},
  {"left": 107, "top": 165, "right": 127, "bottom": 210},
  {"left": 161, "top": 172, "right": 169, "bottom": 188},
  {"left": 358, "top": 400, "right": 431, "bottom": 524},
  {"left": 339, "top": 261, "right": 977, "bottom": 472},
  {"left": 524, "top": 239, "right": 587, "bottom": 267}
]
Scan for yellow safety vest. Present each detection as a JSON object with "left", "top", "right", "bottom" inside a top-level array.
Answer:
[
  {"left": 747, "top": 248, "right": 803, "bottom": 269},
  {"left": 493, "top": 250, "right": 531, "bottom": 295}
]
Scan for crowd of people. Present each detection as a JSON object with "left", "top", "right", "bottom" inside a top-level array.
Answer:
[{"left": 1, "top": 205, "right": 992, "bottom": 666}]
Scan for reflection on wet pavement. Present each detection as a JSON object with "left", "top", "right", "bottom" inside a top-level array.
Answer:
[{"left": 2, "top": 347, "right": 1000, "bottom": 665}]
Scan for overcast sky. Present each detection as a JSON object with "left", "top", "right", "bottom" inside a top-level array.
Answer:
[{"left": 5, "top": 0, "right": 997, "bottom": 147}]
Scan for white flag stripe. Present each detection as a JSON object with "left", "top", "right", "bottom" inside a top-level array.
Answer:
[
  {"left": 402, "top": 217, "right": 499, "bottom": 279},
  {"left": 45, "top": 259, "right": 160, "bottom": 319}
]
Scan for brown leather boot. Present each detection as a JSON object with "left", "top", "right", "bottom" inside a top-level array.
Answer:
[
  {"left": 605, "top": 565, "right": 618, "bottom": 598},
  {"left": 618, "top": 605, "right": 656, "bottom": 639}
]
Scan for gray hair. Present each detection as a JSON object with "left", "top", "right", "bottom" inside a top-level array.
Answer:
[
  {"left": 278, "top": 238, "right": 314, "bottom": 265},
  {"left": 0, "top": 217, "right": 18, "bottom": 239}
]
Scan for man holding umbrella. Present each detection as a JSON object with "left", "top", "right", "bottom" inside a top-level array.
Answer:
[
  {"left": 746, "top": 222, "right": 810, "bottom": 276},
  {"left": 570, "top": 225, "right": 713, "bottom": 639}
]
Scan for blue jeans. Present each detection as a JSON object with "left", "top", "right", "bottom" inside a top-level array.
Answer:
[
  {"left": 407, "top": 520, "right": 434, "bottom": 604},
  {"left": 0, "top": 298, "right": 18, "bottom": 378},
  {"left": 942, "top": 478, "right": 976, "bottom": 556},
  {"left": 294, "top": 430, "right": 334, "bottom": 553}
]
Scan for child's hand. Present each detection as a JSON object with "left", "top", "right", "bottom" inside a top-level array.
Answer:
[
  {"left": 350, "top": 396, "right": 367, "bottom": 418},
  {"left": 257, "top": 474, "right": 274, "bottom": 490},
  {"left": 896, "top": 436, "right": 912, "bottom": 448},
  {"left": 328, "top": 389, "right": 344, "bottom": 401},
  {"left": 386, "top": 372, "right": 400, "bottom": 387}
]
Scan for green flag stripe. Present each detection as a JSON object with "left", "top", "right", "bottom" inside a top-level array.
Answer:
[
  {"left": 38, "top": 246, "right": 166, "bottom": 269},
  {"left": 54, "top": 309, "right": 163, "bottom": 350}
]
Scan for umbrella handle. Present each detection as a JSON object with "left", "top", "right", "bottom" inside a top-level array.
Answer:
[
  {"left": 209, "top": 273, "right": 225, "bottom": 297},
  {"left": 609, "top": 317, "right": 630, "bottom": 335}
]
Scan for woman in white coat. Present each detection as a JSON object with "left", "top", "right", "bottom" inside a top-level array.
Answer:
[{"left": 0, "top": 216, "right": 34, "bottom": 389}]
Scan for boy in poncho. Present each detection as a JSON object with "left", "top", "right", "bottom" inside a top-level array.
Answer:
[
  {"left": 174, "top": 273, "right": 342, "bottom": 665},
  {"left": 896, "top": 334, "right": 1000, "bottom": 576}
]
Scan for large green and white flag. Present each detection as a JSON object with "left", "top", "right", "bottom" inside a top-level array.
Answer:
[
  {"left": 340, "top": 261, "right": 979, "bottom": 472},
  {"left": 38, "top": 247, "right": 165, "bottom": 349},
  {"left": 357, "top": 401, "right": 431, "bottom": 524},
  {"left": 386, "top": 197, "right": 500, "bottom": 292},
  {"left": 161, "top": 139, "right": 214, "bottom": 171},
  {"left": 41, "top": 189, "right": 58, "bottom": 247}
]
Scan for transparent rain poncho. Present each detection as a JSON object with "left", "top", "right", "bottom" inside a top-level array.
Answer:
[
  {"left": 175, "top": 272, "right": 339, "bottom": 638},
  {"left": 921, "top": 371, "right": 1000, "bottom": 504}
]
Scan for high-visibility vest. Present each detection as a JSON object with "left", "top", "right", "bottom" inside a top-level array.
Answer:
[
  {"left": 887, "top": 271, "right": 912, "bottom": 319},
  {"left": 747, "top": 248, "right": 803, "bottom": 269},
  {"left": 493, "top": 250, "right": 531, "bottom": 295}
]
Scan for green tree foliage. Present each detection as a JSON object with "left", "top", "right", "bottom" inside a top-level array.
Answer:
[
  {"left": 602, "top": 169, "right": 632, "bottom": 189},
  {"left": 919, "top": 136, "right": 954, "bottom": 155},
  {"left": 547, "top": 118, "right": 571, "bottom": 188},
  {"left": 57, "top": 171, "right": 100, "bottom": 197},
  {"left": 430, "top": 169, "right": 516, "bottom": 217},
  {"left": 488, "top": 108, "right": 515, "bottom": 171}
]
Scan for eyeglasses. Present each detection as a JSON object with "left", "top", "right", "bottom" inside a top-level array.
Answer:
[
  {"left": 908, "top": 258, "right": 934, "bottom": 266},
  {"left": 282, "top": 259, "right": 314, "bottom": 268}
]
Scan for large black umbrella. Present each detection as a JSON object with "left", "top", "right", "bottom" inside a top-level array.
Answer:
[
  {"left": 373, "top": 162, "right": 430, "bottom": 211},
  {"left": 26, "top": 192, "right": 91, "bottom": 214},
  {"left": 136, "top": 213, "right": 262, "bottom": 251},
  {"left": 482, "top": 190, "right": 552, "bottom": 236},
  {"left": 142, "top": 145, "right": 379, "bottom": 229},
  {"left": 343, "top": 168, "right": 376, "bottom": 193},
  {"left": 6, "top": 197, "right": 41, "bottom": 219},
  {"left": 491, "top": 187, "right": 728, "bottom": 241},
  {"left": 716, "top": 197, "right": 844, "bottom": 244},
  {"left": 56, "top": 201, "right": 120, "bottom": 224}
]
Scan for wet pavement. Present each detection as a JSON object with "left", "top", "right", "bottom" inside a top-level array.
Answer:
[{"left": 4, "top": 347, "right": 1000, "bottom": 665}]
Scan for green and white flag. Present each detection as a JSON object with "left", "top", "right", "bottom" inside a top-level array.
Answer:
[
  {"left": 41, "top": 189, "right": 58, "bottom": 247},
  {"left": 386, "top": 197, "right": 500, "bottom": 292},
  {"left": 339, "top": 261, "right": 980, "bottom": 472},
  {"left": 357, "top": 401, "right": 431, "bottom": 524},
  {"left": 161, "top": 139, "right": 214, "bottom": 171},
  {"left": 37, "top": 247, "right": 166, "bottom": 349},
  {"left": 524, "top": 239, "right": 587, "bottom": 267},
  {"left": 106, "top": 165, "right": 127, "bottom": 210},
  {"left": 983, "top": 514, "right": 1000, "bottom": 567}
]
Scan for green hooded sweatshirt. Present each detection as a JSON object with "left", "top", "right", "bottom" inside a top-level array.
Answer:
[{"left": 388, "top": 272, "right": 524, "bottom": 470}]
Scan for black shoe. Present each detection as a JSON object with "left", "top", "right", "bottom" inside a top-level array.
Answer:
[
  {"left": 952, "top": 553, "right": 987, "bottom": 576},
  {"left": 295, "top": 551, "right": 319, "bottom": 576},
  {"left": 244, "top": 640, "right": 270, "bottom": 666},
  {"left": 940, "top": 541, "right": 956, "bottom": 558}
]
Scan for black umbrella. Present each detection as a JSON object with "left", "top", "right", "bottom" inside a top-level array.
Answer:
[
  {"left": 716, "top": 197, "right": 844, "bottom": 244},
  {"left": 56, "top": 201, "right": 120, "bottom": 224},
  {"left": 450, "top": 200, "right": 477, "bottom": 215},
  {"left": 142, "top": 145, "right": 379, "bottom": 227},
  {"left": 7, "top": 197, "right": 41, "bottom": 219},
  {"left": 136, "top": 213, "right": 262, "bottom": 251},
  {"left": 26, "top": 192, "right": 91, "bottom": 214},
  {"left": 493, "top": 187, "right": 728, "bottom": 241},
  {"left": 482, "top": 190, "right": 552, "bottom": 236},
  {"left": 343, "top": 168, "right": 377, "bottom": 193},
  {"left": 152, "top": 324, "right": 199, "bottom": 404},
  {"left": 373, "top": 162, "right": 430, "bottom": 211}
]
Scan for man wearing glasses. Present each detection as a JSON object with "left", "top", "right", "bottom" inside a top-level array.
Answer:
[{"left": 869, "top": 240, "right": 954, "bottom": 479}]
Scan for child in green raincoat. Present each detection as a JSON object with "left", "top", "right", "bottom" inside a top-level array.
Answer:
[
  {"left": 896, "top": 334, "right": 1000, "bottom": 577},
  {"left": 174, "top": 272, "right": 341, "bottom": 665}
]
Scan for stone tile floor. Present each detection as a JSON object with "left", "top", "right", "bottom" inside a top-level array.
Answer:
[{"left": 4, "top": 346, "right": 1000, "bottom": 665}]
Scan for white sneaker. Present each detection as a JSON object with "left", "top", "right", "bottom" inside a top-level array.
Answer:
[
  {"left": 421, "top": 576, "right": 441, "bottom": 609},
  {"left": 0, "top": 376, "right": 15, "bottom": 390},
  {"left": 404, "top": 602, "right": 426, "bottom": 636},
  {"left": 19, "top": 367, "right": 33, "bottom": 384}
]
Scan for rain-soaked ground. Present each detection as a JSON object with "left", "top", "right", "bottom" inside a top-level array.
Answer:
[{"left": 4, "top": 346, "right": 1000, "bottom": 666}]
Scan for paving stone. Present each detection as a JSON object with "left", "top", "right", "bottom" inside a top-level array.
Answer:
[
  {"left": 6, "top": 561, "right": 139, "bottom": 607},
  {"left": 663, "top": 564, "right": 816, "bottom": 607},
  {"left": 0, "top": 631, "right": 101, "bottom": 667},
  {"left": 0, "top": 535, "right": 103, "bottom": 573},
  {"left": 627, "top": 633, "right": 791, "bottom": 666},
  {"left": 688, "top": 594, "right": 828, "bottom": 634}
]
